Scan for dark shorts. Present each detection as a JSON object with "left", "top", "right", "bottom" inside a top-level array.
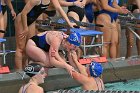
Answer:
[{"left": 67, "top": 6, "right": 85, "bottom": 21}]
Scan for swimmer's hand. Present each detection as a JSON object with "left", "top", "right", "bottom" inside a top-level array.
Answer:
[
  {"left": 66, "top": 65, "right": 75, "bottom": 78},
  {"left": 70, "top": 50, "right": 78, "bottom": 62},
  {"left": 11, "top": 10, "right": 16, "bottom": 20},
  {"left": 68, "top": 22, "right": 77, "bottom": 28},
  {"left": 19, "top": 28, "right": 28, "bottom": 39}
]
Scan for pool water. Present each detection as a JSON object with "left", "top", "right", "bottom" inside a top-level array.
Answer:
[
  {"left": 47, "top": 79, "right": 140, "bottom": 92},
  {"left": 105, "top": 79, "right": 140, "bottom": 91},
  {"left": 70, "top": 79, "right": 140, "bottom": 91}
]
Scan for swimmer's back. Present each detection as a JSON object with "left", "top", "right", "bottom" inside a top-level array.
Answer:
[{"left": 18, "top": 83, "right": 43, "bottom": 93}]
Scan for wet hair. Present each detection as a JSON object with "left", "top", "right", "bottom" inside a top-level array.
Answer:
[{"left": 24, "top": 63, "right": 43, "bottom": 77}]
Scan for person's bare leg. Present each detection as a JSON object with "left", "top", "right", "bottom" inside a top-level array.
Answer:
[
  {"left": 22, "top": 22, "right": 36, "bottom": 68},
  {"left": 68, "top": 11, "right": 80, "bottom": 21},
  {"left": 96, "top": 14, "right": 112, "bottom": 58},
  {"left": 26, "top": 40, "right": 51, "bottom": 67},
  {"left": 15, "top": 15, "right": 27, "bottom": 70},
  {"left": 23, "top": 14, "right": 43, "bottom": 68},
  {"left": 0, "top": 13, "right": 5, "bottom": 38},
  {"left": 135, "top": 30, "right": 140, "bottom": 55},
  {"left": 4, "top": 11, "right": 7, "bottom": 33},
  {"left": 125, "top": 28, "right": 134, "bottom": 58},
  {"left": 110, "top": 21, "right": 119, "bottom": 58},
  {"left": 116, "top": 19, "right": 121, "bottom": 58},
  {"left": 0, "top": 11, "right": 7, "bottom": 38},
  {"left": 133, "top": 9, "right": 140, "bottom": 56}
]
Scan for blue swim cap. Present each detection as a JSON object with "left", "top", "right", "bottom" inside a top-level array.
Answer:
[
  {"left": 89, "top": 61, "right": 103, "bottom": 77},
  {"left": 67, "top": 32, "right": 81, "bottom": 46}
]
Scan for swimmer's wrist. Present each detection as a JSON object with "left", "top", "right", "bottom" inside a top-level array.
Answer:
[
  {"left": 114, "top": 9, "right": 119, "bottom": 13},
  {"left": 72, "top": 1, "right": 75, "bottom": 6}
]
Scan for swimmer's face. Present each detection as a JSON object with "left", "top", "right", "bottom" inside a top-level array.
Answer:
[
  {"left": 37, "top": 67, "right": 47, "bottom": 84},
  {"left": 67, "top": 42, "right": 78, "bottom": 50}
]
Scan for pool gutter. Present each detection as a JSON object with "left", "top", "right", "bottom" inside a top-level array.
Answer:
[{"left": 0, "top": 57, "right": 140, "bottom": 93}]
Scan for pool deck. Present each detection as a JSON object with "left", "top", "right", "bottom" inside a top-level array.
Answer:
[{"left": 0, "top": 56, "right": 140, "bottom": 93}]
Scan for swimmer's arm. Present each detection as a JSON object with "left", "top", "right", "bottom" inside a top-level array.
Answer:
[
  {"left": 100, "top": 0, "right": 119, "bottom": 13},
  {"left": 70, "top": 51, "right": 88, "bottom": 76},
  {"left": 72, "top": 71, "right": 89, "bottom": 84},
  {"left": 21, "top": 0, "right": 40, "bottom": 30},
  {"left": 51, "top": 0, "right": 72, "bottom": 27},
  {"left": 59, "top": 0, "right": 75, "bottom": 7},
  {"left": 112, "top": 0, "right": 120, "bottom": 9},
  {"left": 113, "top": 0, "right": 129, "bottom": 14},
  {"left": 67, "top": 52, "right": 78, "bottom": 68},
  {"left": 101, "top": 79, "right": 105, "bottom": 90},
  {"left": 49, "top": 38, "right": 70, "bottom": 69},
  {"left": 5, "top": 0, "right": 15, "bottom": 13}
]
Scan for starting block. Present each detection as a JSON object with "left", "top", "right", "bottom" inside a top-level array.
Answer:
[
  {"left": 78, "top": 57, "right": 107, "bottom": 65},
  {"left": 0, "top": 66, "right": 10, "bottom": 74}
]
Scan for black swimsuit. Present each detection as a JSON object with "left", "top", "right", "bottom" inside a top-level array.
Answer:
[
  {"left": 27, "top": 0, "right": 50, "bottom": 26},
  {"left": 67, "top": 6, "right": 85, "bottom": 21},
  {"left": 30, "top": 33, "right": 50, "bottom": 52},
  {"left": 44, "top": 10, "right": 56, "bottom": 17},
  {"left": 1, "top": 5, "right": 7, "bottom": 15},
  {"left": 30, "top": 32, "right": 66, "bottom": 52}
]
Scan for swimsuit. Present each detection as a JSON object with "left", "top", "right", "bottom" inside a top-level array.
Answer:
[
  {"left": 22, "top": 84, "right": 33, "bottom": 93},
  {"left": 85, "top": 3, "right": 94, "bottom": 23},
  {"left": 1, "top": 5, "right": 7, "bottom": 14},
  {"left": 67, "top": 0, "right": 85, "bottom": 21},
  {"left": 30, "top": 32, "right": 65, "bottom": 52},
  {"left": 44, "top": 10, "right": 56, "bottom": 17},
  {"left": 27, "top": 0, "right": 50, "bottom": 26},
  {"left": 30, "top": 33, "right": 50, "bottom": 52},
  {"left": 99, "top": 0, "right": 119, "bottom": 22},
  {"left": 128, "top": 4, "right": 138, "bottom": 12}
]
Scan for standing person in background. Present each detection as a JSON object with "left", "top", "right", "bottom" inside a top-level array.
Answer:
[
  {"left": 59, "top": 0, "right": 87, "bottom": 58},
  {"left": 18, "top": 63, "right": 48, "bottom": 93},
  {"left": 42, "top": 2, "right": 56, "bottom": 19},
  {"left": 85, "top": 0, "right": 100, "bottom": 23},
  {"left": 69, "top": 50, "right": 104, "bottom": 90},
  {"left": 0, "top": 0, "right": 16, "bottom": 38},
  {"left": 96, "top": 0, "right": 129, "bottom": 58},
  {"left": 114, "top": 0, "right": 121, "bottom": 58},
  {"left": 14, "top": 0, "right": 76, "bottom": 70},
  {"left": 125, "top": 0, "right": 140, "bottom": 58},
  {"left": 59, "top": 0, "right": 87, "bottom": 22}
]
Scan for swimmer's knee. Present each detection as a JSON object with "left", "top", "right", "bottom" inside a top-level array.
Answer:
[
  {"left": 111, "top": 41, "right": 118, "bottom": 46},
  {"left": 16, "top": 48, "right": 25, "bottom": 54},
  {"left": 104, "top": 42, "right": 111, "bottom": 47}
]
